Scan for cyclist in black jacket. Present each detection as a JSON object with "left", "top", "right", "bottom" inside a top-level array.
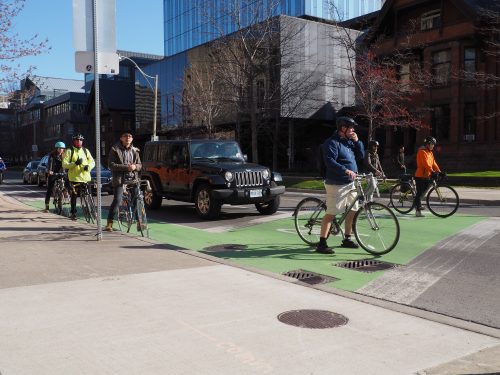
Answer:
[{"left": 44, "top": 142, "right": 66, "bottom": 212}]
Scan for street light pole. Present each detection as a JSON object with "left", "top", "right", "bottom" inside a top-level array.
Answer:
[{"left": 118, "top": 55, "right": 159, "bottom": 141}]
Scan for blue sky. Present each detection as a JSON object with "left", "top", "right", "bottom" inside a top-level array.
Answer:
[{"left": 13, "top": 0, "right": 164, "bottom": 81}]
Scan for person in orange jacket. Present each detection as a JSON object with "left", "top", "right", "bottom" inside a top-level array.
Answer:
[{"left": 414, "top": 136, "right": 441, "bottom": 217}]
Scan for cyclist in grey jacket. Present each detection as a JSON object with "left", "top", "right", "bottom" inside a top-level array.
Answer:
[
  {"left": 317, "top": 117, "right": 364, "bottom": 254},
  {"left": 105, "top": 132, "right": 142, "bottom": 232}
]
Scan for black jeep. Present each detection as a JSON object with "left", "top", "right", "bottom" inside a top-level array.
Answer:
[{"left": 141, "top": 140, "right": 285, "bottom": 219}]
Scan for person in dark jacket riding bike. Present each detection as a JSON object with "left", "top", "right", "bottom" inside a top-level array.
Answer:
[{"left": 44, "top": 142, "right": 66, "bottom": 212}]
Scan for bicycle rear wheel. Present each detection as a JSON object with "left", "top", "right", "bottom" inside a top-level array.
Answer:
[
  {"left": 426, "top": 185, "right": 459, "bottom": 218},
  {"left": 80, "top": 194, "right": 90, "bottom": 223},
  {"left": 53, "top": 190, "right": 63, "bottom": 215},
  {"left": 389, "top": 183, "right": 415, "bottom": 214},
  {"left": 294, "top": 197, "right": 325, "bottom": 246},
  {"left": 354, "top": 202, "right": 400, "bottom": 255},
  {"left": 135, "top": 196, "right": 149, "bottom": 238}
]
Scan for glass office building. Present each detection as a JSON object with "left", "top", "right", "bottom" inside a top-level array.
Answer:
[{"left": 164, "top": 0, "right": 383, "bottom": 56}]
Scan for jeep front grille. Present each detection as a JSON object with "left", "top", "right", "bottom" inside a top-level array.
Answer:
[{"left": 235, "top": 171, "right": 263, "bottom": 187}]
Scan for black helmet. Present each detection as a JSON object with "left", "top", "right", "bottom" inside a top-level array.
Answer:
[
  {"left": 72, "top": 133, "right": 84, "bottom": 140},
  {"left": 368, "top": 140, "right": 379, "bottom": 147},
  {"left": 424, "top": 136, "right": 437, "bottom": 145},
  {"left": 336, "top": 116, "right": 357, "bottom": 129}
]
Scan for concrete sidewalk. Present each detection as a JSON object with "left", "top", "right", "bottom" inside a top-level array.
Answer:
[{"left": 1, "top": 192, "right": 500, "bottom": 375}]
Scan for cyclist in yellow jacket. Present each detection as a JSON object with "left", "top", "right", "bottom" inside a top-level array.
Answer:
[
  {"left": 62, "top": 134, "right": 95, "bottom": 220},
  {"left": 414, "top": 136, "right": 441, "bottom": 217}
]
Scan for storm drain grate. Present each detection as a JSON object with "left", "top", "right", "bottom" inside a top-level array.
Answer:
[
  {"left": 283, "top": 269, "right": 338, "bottom": 285},
  {"left": 277, "top": 309, "right": 348, "bottom": 329},
  {"left": 203, "top": 244, "right": 248, "bottom": 252},
  {"left": 335, "top": 260, "right": 399, "bottom": 273}
]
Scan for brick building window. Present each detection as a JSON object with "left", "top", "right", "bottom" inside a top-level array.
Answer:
[
  {"left": 432, "top": 104, "right": 450, "bottom": 141},
  {"left": 399, "top": 63, "right": 410, "bottom": 83},
  {"left": 421, "top": 10, "right": 441, "bottom": 31},
  {"left": 464, "top": 47, "right": 476, "bottom": 80},
  {"left": 432, "top": 50, "right": 451, "bottom": 86},
  {"left": 463, "top": 103, "right": 476, "bottom": 141}
]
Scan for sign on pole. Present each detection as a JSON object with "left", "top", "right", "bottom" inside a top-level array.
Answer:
[{"left": 73, "top": 0, "right": 119, "bottom": 74}]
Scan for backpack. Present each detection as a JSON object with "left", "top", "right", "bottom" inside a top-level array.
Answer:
[{"left": 70, "top": 147, "right": 90, "bottom": 162}]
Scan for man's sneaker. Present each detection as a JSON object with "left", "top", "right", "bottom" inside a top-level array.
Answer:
[
  {"left": 43, "top": 205, "right": 50, "bottom": 213},
  {"left": 341, "top": 238, "right": 359, "bottom": 249},
  {"left": 70, "top": 214, "right": 77, "bottom": 221},
  {"left": 316, "top": 243, "right": 334, "bottom": 254},
  {"left": 415, "top": 210, "right": 424, "bottom": 217},
  {"left": 136, "top": 222, "right": 146, "bottom": 232}
]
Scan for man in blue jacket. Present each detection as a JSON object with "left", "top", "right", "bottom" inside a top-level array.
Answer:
[{"left": 317, "top": 116, "right": 365, "bottom": 254}]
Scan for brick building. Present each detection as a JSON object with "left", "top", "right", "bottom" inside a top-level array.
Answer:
[{"left": 367, "top": 0, "right": 500, "bottom": 171}]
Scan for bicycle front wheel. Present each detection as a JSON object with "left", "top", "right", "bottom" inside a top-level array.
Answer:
[
  {"left": 54, "top": 190, "right": 63, "bottom": 215},
  {"left": 117, "top": 201, "right": 132, "bottom": 232},
  {"left": 426, "top": 185, "right": 459, "bottom": 218},
  {"left": 389, "top": 183, "right": 415, "bottom": 214},
  {"left": 135, "top": 197, "right": 149, "bottom": 238},
  {"left": 294, "top": 197, "right": 326, "bottom": 246},
  {"left": 354, "top": 202, "right": 400, "bottom": 255}
]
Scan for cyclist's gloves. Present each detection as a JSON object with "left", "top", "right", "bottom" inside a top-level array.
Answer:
[
  {"left": 75, "top": 158, "right": 83, "bottom": 166},
  {"left": 83, "top": 165, "right": 89, "bottom": 171},
  {"left": 439, "top": 171, "right": 447, "bottom": 177}
]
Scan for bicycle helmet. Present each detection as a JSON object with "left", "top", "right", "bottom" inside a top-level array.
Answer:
[
  {"left": 55, "top": 141, "right": 66, "bottom": 149},
  {"left": 72, "top": 133, "right": 84, "bottom": 141},
  {"left": 424, "top": 136, "right": 437, "bottom": 145},
  {"left": 368, "top": 140, "right": 379, "bottom": 147},
  {"left": 336, "top": 116, "right": 357, "bottom": 129}
]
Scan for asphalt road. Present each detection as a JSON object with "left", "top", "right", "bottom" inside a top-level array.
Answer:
[{"left": 2, "top": 170, "right": 500, "bottom": 329}]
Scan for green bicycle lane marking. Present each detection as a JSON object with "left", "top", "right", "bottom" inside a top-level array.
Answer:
[{"left": 24, "top": 200, "right": 486, "bottom": 292}]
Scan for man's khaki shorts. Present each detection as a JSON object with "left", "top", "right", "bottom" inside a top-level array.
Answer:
[{"left": 324, "top": 182, "right": 359, "bottom": 215}]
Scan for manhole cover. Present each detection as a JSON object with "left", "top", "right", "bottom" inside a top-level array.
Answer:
[
  {"left": 277, "top": 309, "right": 348, "bottom": 329},
  {"left": 335, "top": 260, "right": 398, "bottom": 273},
  {"left": 203, "top": 244, "right": 248, "bottom": 252},
  {"left": 283, "top": 269, "right": 337, "bottom": 285}
]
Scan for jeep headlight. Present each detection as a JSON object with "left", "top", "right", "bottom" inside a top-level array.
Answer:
[
  {"left": 262, "top": 169, "right": 270, "bottom": 180},
  {"left": 224, "top": 171, "right": 234, "bottom": 182}
]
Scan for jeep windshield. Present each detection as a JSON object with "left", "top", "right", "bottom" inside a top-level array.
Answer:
[{"left": 190, "top": 141, "right": 245, "bottom": 162}]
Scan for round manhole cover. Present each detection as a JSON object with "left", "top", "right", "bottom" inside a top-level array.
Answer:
[
  {"left": 277, "top": 309, "right": 348, "bottom": 329},
  {"left": 203, "top": 244, "right": 248, "bottom": 252}
]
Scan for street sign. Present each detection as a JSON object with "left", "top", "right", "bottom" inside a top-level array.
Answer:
[{"left": 75, "top": 51, "right": 119, "bottom": 74}]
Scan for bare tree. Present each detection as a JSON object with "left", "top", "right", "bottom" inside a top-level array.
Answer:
[
  {"left": 182, "top": 51, "right": 229, "bottom": 139},
  {"left": 325, "top": 2, "right": 429, "bottom": 140},
  {"left": 188, "top": 0, "right": 326, "bottom": 167},
  {"left": 0, "top": 0, "right": 49, "bottom": 94}
]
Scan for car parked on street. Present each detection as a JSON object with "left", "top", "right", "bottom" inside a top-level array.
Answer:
[
  {"left": 90, "top": 165, "right": 113, "bottom": 194},
  {"left": 141, "top": 139, "right": 285, "bottom": 219},
  {"left": 22, "top": 160, "right": 40, "bottom": 184},
  {"left": 36, "top": 154, "right": 50, "bottom": 186}
]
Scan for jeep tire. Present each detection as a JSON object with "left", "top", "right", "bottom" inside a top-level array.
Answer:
[
  {"left": 144, "top": 186, "right": 162, "bottom": 209},
  {"left": 255, "top": 195, "right": 280, "bottom": 215},
  {"left": 195, "top": 184, "right": 222, "bottom": 220}
]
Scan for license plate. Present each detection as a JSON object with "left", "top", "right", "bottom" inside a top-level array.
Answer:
[{"left": 250, "top": 189, "right": 262, "bottom": 198}]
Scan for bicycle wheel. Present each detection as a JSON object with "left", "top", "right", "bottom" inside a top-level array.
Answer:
[
  {"left": 135, "top": 196, "right": 149, "bottom": 238},
  {"left": 354, "top": 202, "right": 400, "bottom": 255},
  {"left": 117, "top": 200, "right": 132, "bottom": 232},
  {"left": 426, "top": 185, "right": 459, "bottom": 218},
  {"left": 54, "top": 190, "right": 63, "bottom": 215},
  {"left": 87, "top": 192, "right": 98, "bottom": 222},
  {"left": 294, "top": 197, "right": 326, "bottom": 246},
  {"left": 389, "top": 183, "right": 415, "bottom": 214},
  {"left": 80, "top": 194, "right": 90, "bottom": 222}
]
